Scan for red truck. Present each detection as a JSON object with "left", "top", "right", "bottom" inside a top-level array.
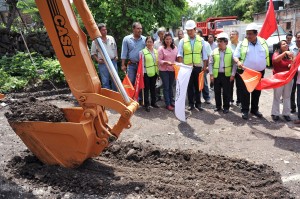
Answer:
[{"left": 196, "top": 16, "right": 238, "bottom": 39}]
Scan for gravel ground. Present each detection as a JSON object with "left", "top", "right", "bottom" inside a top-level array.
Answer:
[{"left": 0, "top": 68, "right": 299, "bottom": 198}]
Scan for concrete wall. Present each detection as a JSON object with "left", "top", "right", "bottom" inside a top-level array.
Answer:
[{"left": 253, "top": 7, "right": 300, "bottom": 35}]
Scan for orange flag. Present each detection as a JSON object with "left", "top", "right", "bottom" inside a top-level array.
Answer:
[
  {"left": 198, "top": 70, "right": 205, "bottom": 91},
  {"left": 258, "top": 0, "right": 277, "bottom": 40},
  {"left": 174, "top": 64, "right": 180, "bottom": 79},
  {"left": 122, "top": 74, "right": 135, "bottom": 98},
  {"left": 239, "top": 67, "right": 262, "bottom": 92}
]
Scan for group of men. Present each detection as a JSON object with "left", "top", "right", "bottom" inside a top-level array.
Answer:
[{"left": 90, "top": 20, "right": 297, "bottom": 120}]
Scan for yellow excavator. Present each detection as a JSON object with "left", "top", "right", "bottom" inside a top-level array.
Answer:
[{"left": 7, "top": 0, "right": 138, "bottom": 168}]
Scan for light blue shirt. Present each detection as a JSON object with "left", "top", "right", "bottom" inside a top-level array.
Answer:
[
  {"left": 234, "top": 39, "right": 267, "bottom": 71},
  {"left": 121, "top": 34, "right": 146, "bottom": 63},
  {"left": 204, "top": 41, "right": 212, "bottom": 56},
  {"left": 289, "top": 44, "right": 299, "bottom": 57},
  {"left": 177, "top": 36, "right": 208, "bottom": 65}
]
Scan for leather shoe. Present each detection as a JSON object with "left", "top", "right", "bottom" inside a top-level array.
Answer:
[
  {"left": 188, "top": 105, "right": 194, "bottom": 111},
  {"left": 195, "top": 105, "right": 204, "bottom": 111},
  {"left": 242, "top": 112, "right": 249, "bottom": 120},
  {"left": 151, "top": 103, "right": 159, "bottom": 108},
  {"left": 271, "top": 115, "right": 279, "bottom": 121},
  {"left": 145, "top": 106, "right": 150, "bottom": 112},
  {"left": 166, "top": 105, "right": 174, "bottom": 111},
  {"left": 251, "top": 111, "right": 263, "bottom": 118},
  {"left": 205, "top": 100, "right": 211, "bottom": 104},
  {"left": 223, "top": 109, "right": 229, "bottom": 114},
  {"left": 294, "top": 119, "right": 300, "bottom": 124},
  {"left": 214, "top": 107, "right": 222, "bottom": 111},
  {"left": 283, "top": 115, "right": 291, "bottom": 122}
]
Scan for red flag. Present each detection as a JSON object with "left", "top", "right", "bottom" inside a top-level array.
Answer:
[
  {"left": 122, "top": 74, "right": 135, "bottom": 98},
  {"left": 258, "top": 0, "right": 277, "bottom": 39},
  {"left": 256, "top": 53, "right": 300, "bottom": 90},
  {"left": 133, "top": 55, "right": 144, "bottom": 101}
]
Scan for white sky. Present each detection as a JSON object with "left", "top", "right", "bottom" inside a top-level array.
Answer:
[{"left": 188, "top": 0, "right": 211, "bottom": 6}]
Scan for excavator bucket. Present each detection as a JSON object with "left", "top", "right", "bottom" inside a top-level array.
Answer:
[
  {"left": 7, "top": 0, "right": 138, "bottom": 168},
  {"left": 9, "top": 108, "right": 109, "bottom": 168},
  {"left": 0, "top": 94, "right": 4, "bottom": 99}
]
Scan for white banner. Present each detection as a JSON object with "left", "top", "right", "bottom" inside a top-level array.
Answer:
[{"left": 174, "top": 63, "right": 192, "bottom": 122}]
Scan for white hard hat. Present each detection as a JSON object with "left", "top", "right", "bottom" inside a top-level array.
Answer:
[
  {"left": 185, "top": 20, "right": 196, "bottom": 30},
  {"left": 246, "top": 23, "right": 258, "bottom": 31},
  {"left": 217, "top": 32, "right": 229, "bottom": 40}
]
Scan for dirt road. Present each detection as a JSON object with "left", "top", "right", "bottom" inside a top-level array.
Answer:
[{"left": 0, "top": 68, "right": 299, "bottom": 198}]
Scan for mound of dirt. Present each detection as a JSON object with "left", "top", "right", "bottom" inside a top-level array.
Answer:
[
  {"left": 5, "top": 141, "right": 292, "bottom": 198},
  {"left": 4, "top": 97, "right": 66, "bottom": 122}
]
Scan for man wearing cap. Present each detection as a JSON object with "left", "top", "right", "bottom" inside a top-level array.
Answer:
[
  {"left": 177, "top": 20, "right": 208, "bottom": 111},
  {"left": 121, "top": 22, "right": 146, "bottom": 85},
  {"left": 233, "top": 23, "right": 270, "bottom": 120},
  {"left": 209, "top": 33, "right": 237, "bottom": 114}
]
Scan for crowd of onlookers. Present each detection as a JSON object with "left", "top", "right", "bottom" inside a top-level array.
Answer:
[{"left": 90, "top": 21, "right": 300, "bottom": 124}]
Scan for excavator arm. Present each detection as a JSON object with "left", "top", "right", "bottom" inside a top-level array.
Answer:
[{"left": 8, "top": 0, "right": 138, "bottom": 168}]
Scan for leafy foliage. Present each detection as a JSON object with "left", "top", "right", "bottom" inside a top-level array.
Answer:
[
  {"left": 0, "top": 52, "right": 65, "bottom": 92},
  {"left": 88, "top": 0, "right": 187, "bottom": 46},
  {"left": 188, "top": 0, "right": 266, "bottom": 22}
]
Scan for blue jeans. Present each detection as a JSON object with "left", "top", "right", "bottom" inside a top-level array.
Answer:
[
  {"left": 98, "top": 60, "right": 118, "bottom": 91},
  {"left": 160, "top": 71, "right": 175, "bottom": 106},
  {"left": 202, "top": 72, "right": 210, "bottom": 101},
  {"left": 127, "top": 63, "right": 138, "bottom": 85}
]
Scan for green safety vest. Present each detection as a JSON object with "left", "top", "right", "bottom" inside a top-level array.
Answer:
[
  {"left": 212, "top": 47, "right": 233, "bottom": 78},
  {"left": 142, "top": 48, "right": 158, "bottom": 77},
  {"left": 240, "top": 37, "right": 270, "bottom": 66},
  {"left": 183, "top": 35, "right": 203, "bottom": 65}
]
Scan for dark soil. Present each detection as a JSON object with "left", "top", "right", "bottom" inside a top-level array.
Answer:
[
  {"left": 5, "top": 141, "right": 293, "bottom": 199},
  {"left": 4, "top": 97, "right": 66, "bottom": 122}
]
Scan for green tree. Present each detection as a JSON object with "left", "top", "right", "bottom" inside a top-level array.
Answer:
[{"left": 88, "top": 0, "right": 187, "bottom": 46}]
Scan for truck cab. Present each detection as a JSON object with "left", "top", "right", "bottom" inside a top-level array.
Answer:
[{"left": 196, "top": 16, "right": 238, "bottom": 39}]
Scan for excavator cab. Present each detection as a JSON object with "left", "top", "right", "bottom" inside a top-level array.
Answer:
[{"left": 8, "top": 0, "right": 138, "bottom": 168}]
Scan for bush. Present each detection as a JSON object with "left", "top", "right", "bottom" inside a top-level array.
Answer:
[{"left": 0, "top": 52, "right": 65, "bottom": 92}]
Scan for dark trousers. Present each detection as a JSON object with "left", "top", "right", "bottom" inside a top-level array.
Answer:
[
  {"left": 188, "top": 67, "right": 202, "bottom": 106},
  {"left": 214, "top": 73, "right": 231, "bottom": 110},
  {"left": 240, "top": 70, "right": 265, "bottom": 113},
  {"left": 297, "top": 84, "right": 300, "bottom": 119},
  {"left": 230, "top": 69, "right": 243, "bottom": 103},
  {"left": 291, "top": 73, "right": 297, "bottom": 111},
  {"left": 144, "top": 74, "right": 157, "bottom": 106}
]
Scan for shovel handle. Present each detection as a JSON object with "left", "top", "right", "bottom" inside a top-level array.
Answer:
[{"left": 73, "top": 0, "right": 100, "bottom": 40}]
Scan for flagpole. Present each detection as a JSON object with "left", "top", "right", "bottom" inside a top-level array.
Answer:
[
  {"left": 275, "top": 11, "right": 280, "bottom": 41},
  {"left": 142, "top": 89, "right": 144, "bottom": 106}
]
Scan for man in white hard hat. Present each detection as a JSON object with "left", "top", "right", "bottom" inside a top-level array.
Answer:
[
  {"left": 209, "top": 32, "right": 237, "bottom": 114},
  {"left": 233, "top": 23, "right": 270, "bottom": 120},
  {"left": 177, "top": 20, "right": 208, "bottom": 111}
]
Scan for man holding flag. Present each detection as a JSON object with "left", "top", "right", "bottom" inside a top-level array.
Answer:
[
  {"left": 177, "top": 20, "right": 208, "bottom": 112},
  {"left": 233, "top": 23, "right": 270, "bottom": 120}
]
